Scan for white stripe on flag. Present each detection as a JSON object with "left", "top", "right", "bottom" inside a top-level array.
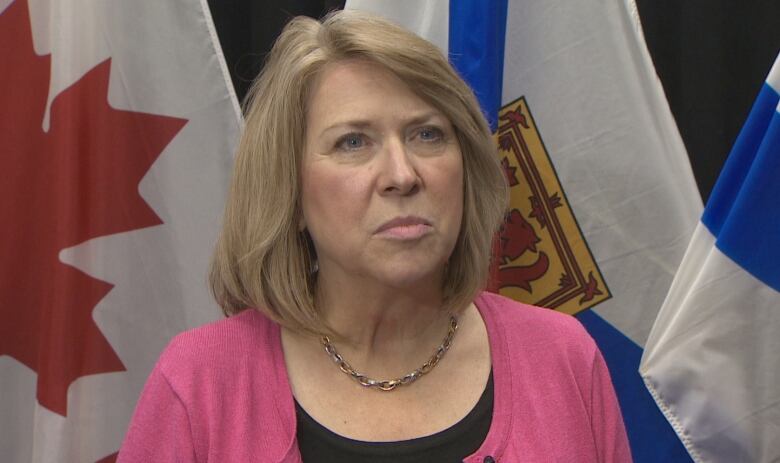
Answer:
[{"left": 345, "top": 0, "right": 449, "bottom": 53}]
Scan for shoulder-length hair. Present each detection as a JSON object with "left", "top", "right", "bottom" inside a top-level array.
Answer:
[{"left": 210, "top": 9, "right": 508, "bottom": 335}]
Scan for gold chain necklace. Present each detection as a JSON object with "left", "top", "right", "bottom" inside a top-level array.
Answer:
[{"left": 320, "top": 315, "right": 458, "bottom": 391}]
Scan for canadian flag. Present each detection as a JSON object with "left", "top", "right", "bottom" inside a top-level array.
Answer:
[{"left": 0, "top": 0, "right": 240, "bottom": 461}]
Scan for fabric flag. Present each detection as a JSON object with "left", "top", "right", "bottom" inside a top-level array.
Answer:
[
  {"left": 640, "top": 54, "right": 780, "bottom": 463},
  {"left": 345, "top": 1, "right": 702, "bottom": 460},
  {"left": 0, "top": 0, "right": 240, "bottom": 461}
]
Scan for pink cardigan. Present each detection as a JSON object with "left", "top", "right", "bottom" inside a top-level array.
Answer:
[{"left": 118, "top": 292, "right": 632, "bottom": 462}]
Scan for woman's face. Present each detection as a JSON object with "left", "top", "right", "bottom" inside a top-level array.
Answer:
[{"left": 301, "top": 60, "right": 464, "bottom": 291}]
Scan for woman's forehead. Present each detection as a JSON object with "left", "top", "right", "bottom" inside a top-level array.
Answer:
[{"left": 305, "top": 60, "right": 447, "bottom": 132}]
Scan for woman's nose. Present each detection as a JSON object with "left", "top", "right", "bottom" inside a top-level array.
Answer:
[{"left": 377, "top": 138, "right": 420, "bottom": 196}]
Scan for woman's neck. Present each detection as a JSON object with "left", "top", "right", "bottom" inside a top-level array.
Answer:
[{"left": 314, "top": 272, "right": 453, "bottom": 370}]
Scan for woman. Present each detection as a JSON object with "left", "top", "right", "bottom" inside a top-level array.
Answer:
[{"left": 119, "top": 10, "right": 631, "bottom": 462}]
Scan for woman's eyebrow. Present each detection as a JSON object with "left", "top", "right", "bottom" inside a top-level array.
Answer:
[
  {"left": 319, "top": 120, "right": 372, "bottom": 137},
  {"left": 403, "top": 112, "right": 444, "bottom": 127},
  {"left": 318, "top": 112, "right": 445, "bottom": 138}
]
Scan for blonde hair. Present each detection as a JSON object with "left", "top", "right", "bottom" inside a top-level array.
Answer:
[{"left": 210, "top": 10, "right": 508, "bottom": 335}]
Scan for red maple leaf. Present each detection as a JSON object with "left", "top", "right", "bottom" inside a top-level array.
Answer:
[
  {"left": 0, "top": 0, "right": 186, "bottom": 416},
  {"left": 96, "top": 452, "right": 118, "bottom": 463}
]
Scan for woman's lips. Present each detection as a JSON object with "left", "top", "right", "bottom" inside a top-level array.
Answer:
[{"left": 374, "top": 217, "right": 433, "bottom": 240}]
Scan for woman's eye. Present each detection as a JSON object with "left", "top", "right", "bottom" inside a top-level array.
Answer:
[
  {"left": 335, "top": 133, "right": 367, "bottom": 151},
  {"left": 416, "top": 126, "right": 444, "bottom": 142}
]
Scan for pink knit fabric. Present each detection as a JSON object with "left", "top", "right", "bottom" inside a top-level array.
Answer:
[{"left": 118, "top": 292, "right": 632, "bottom": 462}]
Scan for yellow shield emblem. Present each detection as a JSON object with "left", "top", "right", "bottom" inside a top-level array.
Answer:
[{"left": 495, "top": 97, "right": 611, "bottom": 315}]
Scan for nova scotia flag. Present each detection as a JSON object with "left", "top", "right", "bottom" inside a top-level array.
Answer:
[
  {"left": 641, "top": 53, "right": 780, "bottom": 463},
  {"left": 347, "top": 0, "right": 703, "bottom": 461}
]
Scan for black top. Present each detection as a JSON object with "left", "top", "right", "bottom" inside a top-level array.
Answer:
[{"left": 295, "top": 371, "right": 494, "bottom": 462}]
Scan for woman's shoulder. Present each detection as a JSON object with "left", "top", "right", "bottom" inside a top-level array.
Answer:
[
  {"left": 156, "top": 309, "right": 279, "bottom": 379},
  {"left": 475, "top": 291, "right": 596, "bottom": 353},
  {"left": 123, "top": 309, "right": 294, "bottom": 460}
]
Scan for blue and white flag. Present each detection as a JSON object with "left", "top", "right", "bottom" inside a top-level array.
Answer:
[
  {"left": 346, "top": 1, "right": 702, "bottom": 461},
  {"left": 641, "top": 53, "right": 780, "bottom": 463}
]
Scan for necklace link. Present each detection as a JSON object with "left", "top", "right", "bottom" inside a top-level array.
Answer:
[{"left": 320, "top": 315, "right": 458, "bottom": 391}]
